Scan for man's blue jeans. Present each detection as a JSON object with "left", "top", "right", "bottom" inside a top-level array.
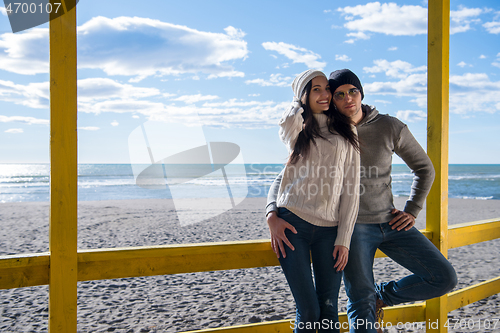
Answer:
[
  {"left": 278, "top": 208, "right": 343, "bottom": 333},
  {"left": 343, "top": 222, "right": 457, "bottom": 333}
]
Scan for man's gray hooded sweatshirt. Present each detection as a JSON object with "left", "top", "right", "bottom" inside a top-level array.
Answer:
[{"left": 266, "top": 105, "right": 435, "bottom": 224}]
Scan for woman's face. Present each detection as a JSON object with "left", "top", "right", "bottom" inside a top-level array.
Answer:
[{"left": 307, "top": 76, "right": 331, "bottom": 114}]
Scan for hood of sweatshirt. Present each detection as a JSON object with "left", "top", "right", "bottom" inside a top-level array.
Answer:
[{"left": 357, "top": 104, "right": 379, "bottom": 127}]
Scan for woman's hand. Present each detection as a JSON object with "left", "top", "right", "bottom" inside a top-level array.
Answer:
[
  {"left": 266, "top": 211, "right": 297, "bottom": 259},
  {"left": 333, "top": 245, "right": 349, "bottom": 272}
]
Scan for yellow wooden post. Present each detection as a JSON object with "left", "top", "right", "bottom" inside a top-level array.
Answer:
[
  {"left": 426, "top": 0, "right": 450, "bottom": 332},
  {"left": 49, "top": 1, "right": 78, "bottom": 332}
]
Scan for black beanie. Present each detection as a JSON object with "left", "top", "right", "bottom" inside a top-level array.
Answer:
[{"left": 329, "top": 69, "right": 364, "bottom": 100}]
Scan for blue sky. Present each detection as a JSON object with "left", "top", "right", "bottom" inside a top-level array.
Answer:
[{"left": 0, "top": 0, "right": 499, "bottom": 164}]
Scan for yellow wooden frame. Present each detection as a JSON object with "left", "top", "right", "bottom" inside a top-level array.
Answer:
[{"left": 0, "top": 0, "right": 498, "bottom": 332}]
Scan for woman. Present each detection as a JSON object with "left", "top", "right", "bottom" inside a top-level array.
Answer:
[{"left": 267, "top": 69, "right": 360, "bottom": 332}]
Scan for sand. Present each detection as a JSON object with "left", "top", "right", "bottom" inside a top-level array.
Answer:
[{"left": 0, "top": 197, "right": 499, "bottom": 332}]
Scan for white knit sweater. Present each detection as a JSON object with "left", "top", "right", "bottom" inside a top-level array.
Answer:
[{"left": 277, "top": 111, "right": 360, "bottom": 249}]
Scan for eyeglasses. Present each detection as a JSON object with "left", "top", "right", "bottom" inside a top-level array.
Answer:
[{"left": 333, "top": 88, "right": 360, "bottom": 101}]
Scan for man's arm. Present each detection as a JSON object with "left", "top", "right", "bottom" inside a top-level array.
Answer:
[{"left": 391, "top": 125, "right": 435, "bottom": 230}]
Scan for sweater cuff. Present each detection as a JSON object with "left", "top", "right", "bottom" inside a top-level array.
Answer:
[
  {"left": 265, "top": 202, "right": 279, "bottom": 217},
  {"left": 404, "top": 200, "right": 422, "bottom": 218},
  {"left": 334, "top": 234, "right": 351, "bottom": 250}
]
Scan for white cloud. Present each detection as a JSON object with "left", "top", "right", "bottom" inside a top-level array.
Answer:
[
  {"left": 147, "top": 100, "right": 290, "bottom": 128},
  {"left": 78, "top": 126, "right": 100, "bottom": 131},
  {"left": 493, "top": 53, "right": 500, "bottom": 68},
  {"left": 5, "top": 128, "right": 23, "bottom": 133},
  {"left": 111, "top": 121, "right": 119, "bottom": 126},
  {"left": 363, "top": 59, "right": 426, "bottom": 79},
  {"left": 335, "top": 54, "right": 352, "bottom": 62},
  {"left": 367, "top": 71, "right": 500, "bottom": 115},
  {"left": 324, "top": 9, "right": 332, "bottom": 14},
  {"left": 396, "top": 110, "right": 427, "bottom": 122},
  {"left": 363, "top": 59, "right": 500, "bottom": 115},
  {"left": 203, "top": 99, "right": 274, "bottom": 108},
  {"left": 0, "top": 16, "right": 248, "bottom": 79},
  {"left": 480, "top": 55, "right": 487, "bottom": 59},
  {"left": 362, "top": 60, "right": 428, "bottom": 106},
  {"left": 337, "top": 3, "right": 484, "bottom": 42},
  {"left": 0, "top": 28, "right": 49, "bottom": 75},
  {"left": 457, "top": 61, "right": 467, "bottom": 68},
  {"left": 78, "top": 17, "right": 247, "bottom": 80},
  {"left": 0, "top": 80, "right": 48, "bottom": 108},
  {"left": 484, "top": 21, "right": 500, "bottom": 34},
  {"left": 262, "top": 42, "right": 326, "bottom": 69},
  {"left": 450, "top": 6, "right": 484, "bottom": 34},
  {"left": 78, "top": 78, "right": 160, "bottom": 102},
  {"left": 364, "top": 73, "right": 427, "bottom": 97},
  {"left": 224, "top": 26, "right": 246, "bottom": 39},
  {"left": 0, "top": 77, "right": 289, "bottom": 128},
  {"left": 248, "top": 93, "right": 260, "bottom": 97},
  {"left": 337, "top": 3, "right": 427, "bottom": 40},
  {"left": 374, "top": 99, "right": 392, "bottom": 105},
  {"left": 449, "top": 73, "right": 500, "bottom": 114},
  {"left": 0, "top": 115, "right": 48, "bottom": 125},
  {"left": 245, "top": 73, "right": 293, "bottom": 87},
  {"left": 172, "top": 94, "right": 219, "bottom": 104},
  {"left": 0, "top": 7, "right": 6, "bottom": 16},
  {"left": 388, "top": 46, "right": 398, "bottom": 51},
  {"left": 345, "top": 31, "right": 370, "bottom": 43}
]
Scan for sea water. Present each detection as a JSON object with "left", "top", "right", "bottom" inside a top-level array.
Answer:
[{"left": 0, "top": 164, "right": 498, "bottom": 203}]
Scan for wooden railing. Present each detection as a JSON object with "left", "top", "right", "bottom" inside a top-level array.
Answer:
[
  {"left": 2, "top": 0, "right": 497, "bottom": 332},
  {"left": 1, "top": 219, "right": 499, "bottom": 332}
]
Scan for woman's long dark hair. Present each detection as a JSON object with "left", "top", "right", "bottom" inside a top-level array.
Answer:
[{"left": 288, "top": 80, "right": 359, "bottom": 165}]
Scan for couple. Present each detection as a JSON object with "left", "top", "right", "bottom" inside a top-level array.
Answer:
[{"left": 266, "top": 69, "right": 457, "bottom": 333}]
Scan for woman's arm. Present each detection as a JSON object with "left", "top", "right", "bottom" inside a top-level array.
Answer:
[
  {"left": 265, "top": 170, "right": 283, "bottom": 217},
  {"left": 278, "top": 100, "right": 304, "bottom": 152},
  {"left": 265, "top": 170, "right": 297, "bottom": 258},
  {"left": 335, "top": 141, "right": 360, "bottom": 250}
]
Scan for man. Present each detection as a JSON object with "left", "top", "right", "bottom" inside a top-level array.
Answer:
[{"left": 266, "top": 69, "right": 457, "bottom": 333}]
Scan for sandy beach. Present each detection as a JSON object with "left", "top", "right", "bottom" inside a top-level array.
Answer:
[{"left": 0, "top": 197, "right": 499, "bottom": 332}]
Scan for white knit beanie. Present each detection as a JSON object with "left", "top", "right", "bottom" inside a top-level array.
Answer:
[{"left": 291, "top": 69, "right": 326, "bottom": 100}]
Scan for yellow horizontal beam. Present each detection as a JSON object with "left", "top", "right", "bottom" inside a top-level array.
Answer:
[
  {"left": 181, "top": 319, "right": 293, "bottom": 333},
  {"left": 0, "top": 253, "right": 49, "bottom": 290},
  {"left": 77, "top": 239, "right": 279, "bottom": 281},
  {"left": 447, "top": 276, "right": 500, "bottom": 312},
  {"left": 1, "top": 219, "right": 498, "bottom": 289},
  {"left": 448, "top": 218, "right": 500, "bottom": 249},
  {"left": 383, "top": 302, "right": 426, "bottom": 325},
  {"left": 182, "top": 303, "right": 426, "bottom": 333}
]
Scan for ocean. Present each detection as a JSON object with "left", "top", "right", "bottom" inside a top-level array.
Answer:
[{"left": 0, "top": 164, "right": 499, "bottom": 203}]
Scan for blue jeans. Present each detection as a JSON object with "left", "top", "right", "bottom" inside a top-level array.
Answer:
[
  {"left": 343, "top": 223, "right": 457, "bottom": 333},
  {"left": 278, "top": 208, "right": 343, "bottom": 333}
]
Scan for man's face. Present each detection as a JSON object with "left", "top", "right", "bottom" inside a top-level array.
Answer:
[{"left": 332, "top": 84, "right": 363, "bottom": 124}]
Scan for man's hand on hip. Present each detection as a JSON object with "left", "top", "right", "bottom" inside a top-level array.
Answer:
[{"left": 389, "top": 208, "right": 415, "bottom": 231}]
